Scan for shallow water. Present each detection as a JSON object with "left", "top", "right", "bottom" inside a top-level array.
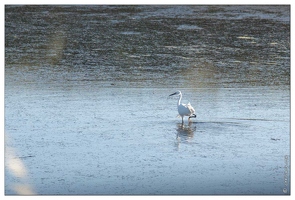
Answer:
[{"left": 5, "top": 5, "right": 290, "bottom": 195}]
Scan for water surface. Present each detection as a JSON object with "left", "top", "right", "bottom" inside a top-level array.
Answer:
[{"left": 5, "top": 5, "right": 290, "bottom": 195}]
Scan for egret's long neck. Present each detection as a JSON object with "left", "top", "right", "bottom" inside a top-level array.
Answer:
[{"left": 177, "top": 94, "right": 182, "bottom": 106}]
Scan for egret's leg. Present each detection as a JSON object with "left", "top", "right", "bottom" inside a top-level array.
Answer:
[
  {"left": 189, "top": 114, "right": 196, "bottom": 119},
  {"left": 181, "top": 116, "right": 184, "bottom": 124}
]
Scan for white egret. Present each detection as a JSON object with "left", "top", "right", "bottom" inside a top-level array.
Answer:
[{"left": 169, "top": 91, "right": 196, "bottom": 124}]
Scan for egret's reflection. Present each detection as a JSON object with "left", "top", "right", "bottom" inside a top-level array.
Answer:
[{"left": 175, "top": 122, "right": 197, "bottom": 151}]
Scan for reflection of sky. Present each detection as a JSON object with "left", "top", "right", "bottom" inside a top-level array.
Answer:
[{"left": 5, "top": 86, "right": 290, "bottom": 194}]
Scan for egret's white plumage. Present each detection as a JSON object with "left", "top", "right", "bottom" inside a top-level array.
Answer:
[{"left": 169, "top": 91, "right": 196, "bottom": 123}]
